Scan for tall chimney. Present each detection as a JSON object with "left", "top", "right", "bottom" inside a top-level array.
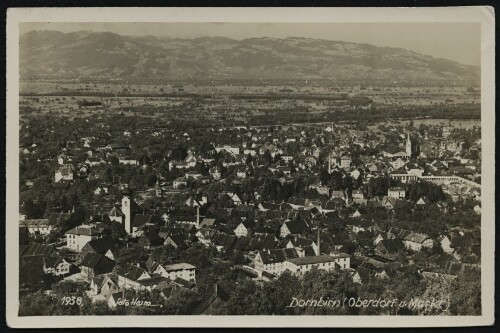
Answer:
[
  {"left": 317, "top": 222, "right": 321, "bottom": 256},
  {"left": 196, "top": 206, "right": 200, "bottom": 228},
  {"left": 328, "top": 152, "right": 331, "bottom": 174}
]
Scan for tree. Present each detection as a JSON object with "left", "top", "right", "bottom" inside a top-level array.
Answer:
[
  {"left": 297, "top": 269, "right": 359, "bottom": 315},
  {"left": 449, "top": 269, "right": 481, "bottom": 315},
  {"left": 146, "top": 173, "right": 158, "bottom": 187},
  {"left": 329, "top": 171, "right": 343, "bottom": 191},
  {"left": 23, "top": 198, "right": 46, "bottom": 219},
  {"left": 109, "top": 220, "right": 127, "bottom": 241}
]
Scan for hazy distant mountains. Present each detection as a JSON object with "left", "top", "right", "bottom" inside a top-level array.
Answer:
[{"left": 20, "top": 30, "right": 480, "bottom": 82}]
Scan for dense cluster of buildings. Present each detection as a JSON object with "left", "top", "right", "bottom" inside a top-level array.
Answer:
[{"left": 19, "top": 119, "right": 481, "bottom": 310}]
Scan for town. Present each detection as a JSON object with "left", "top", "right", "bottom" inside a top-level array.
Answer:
[{"left": 18, "top": 80, "right": 481, "bottom": 316}]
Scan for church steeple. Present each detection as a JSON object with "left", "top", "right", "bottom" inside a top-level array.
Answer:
[{"left": 406, "top": 132, "right": 412, "bottom": 156}]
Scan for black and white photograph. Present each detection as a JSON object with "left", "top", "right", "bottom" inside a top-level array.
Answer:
[{"left": 6, "top": 7, "right": 495, "bottom": 328}]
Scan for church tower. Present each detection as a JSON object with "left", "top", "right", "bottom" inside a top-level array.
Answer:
[
  {"left": 122, "top": 195, "right": 132, "bottom": 234},
  {"left": 405, "top": 132, "right": 412, "bottom": 156}
]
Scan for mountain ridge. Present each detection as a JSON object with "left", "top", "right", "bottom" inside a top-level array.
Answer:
[{"left": 20, "top": 30, "right": 480, "bottom": 83}]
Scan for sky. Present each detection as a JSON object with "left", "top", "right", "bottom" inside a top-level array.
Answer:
[{"left": 20, "top": 22, "right": 481, "bottom": 66}]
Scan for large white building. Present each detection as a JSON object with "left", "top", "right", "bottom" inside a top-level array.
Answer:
[
  {"left": 153, "top": 263, "right": 196, "bottom": 282},
  {"left": 283, "top": 253, "right": 351, "bottom": 276},
  {"left": 65, "top": 224, "right": 106, "bottom": 252}
]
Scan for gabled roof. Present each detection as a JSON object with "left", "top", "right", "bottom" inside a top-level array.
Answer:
[
  {"left": 65, "top": 224, "right": 105, "bottom": 236},
  {"left": 163, "top": 263, "right": 196, "bottom": 272},
  {"left": 200, "top": 218, "right": 216, "bottom": 228},
  {"left": 282, "top": 220, "right": 309, "bottom": 234},
  {"left": 258, "top": 248, "right": 299, "bottom": 265},
  {"left": 43, "top": 255, "right": 64, "bottom": 268},
  {"left": 80, "top": 253, "right": 116, "bottom": 273},
  {"left": 116, "top": 264, "right": 149, "bottom": 281},
  {"left": 288, "top": 237, "right": 314, "bottom": 248},
  {"left": 137, "top": 276, "right": 170, "bottom": 286},
  {"left": 19, "top": 219, "right": 50, "bottom": 228},
  {"left": 82, "top": 236, "right": 114, "bottom": 254},
  {"left": 196, "top": 227, "right": 218, "bottom": 240},
  {"left": 108, "top": 206, "right": 124, "bottom": 217},
  {"left": 211, "top": 232, "right": 237, "bottom": 249},
  {"left": 249, "top": 233, "right": 277, "bottom": 250},
  {"left": 140, "top": 230, "right": 163, "bottom": 245},
  {"left": 132, "top": 214, "right": 156, "bottom": 228},
  {"left": 404, "top": 232, "right": 430, "bottom": 244},
  {"left": 166, "top": 233, "right": 189, "bottom": 245},
  {"left": 287, "top": 255, "right": 343, "bottom": 266},
  {"left": 48, "top": 212, "right": 71, "bottom": 225},
  {"left": 19, "top": 243, "right": 54, "bottom": 257},
  {"left": 377, "top": 239, "right": 405, "bottom": 253}
]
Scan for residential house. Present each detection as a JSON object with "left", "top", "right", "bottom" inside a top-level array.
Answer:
[
  {"left": 210, "top": 232, "right": 237, "bottom": 252},
  {"left": 286, "top": 237, "right": 318, "bottom": 256},
  {"left": 375, "top": 239, "right": 405, "bottom": 257},
  {"left": 80, "top": 236, "right": 116, "bottom": 260},
  {"left": 388, "top": 187, "right": 406, "bottom": 199},
  {"left": 283, "top": 253, "right": 351, "bottom": 276},
  {"left": 164, "top": 234, "right": 190, "bottom": 250},
  {"left": 338, "top": 156, "right": 351, "bottom": 169},
  {"left": 195, "top": 228, "right": 218, "bottom": 246},
  {"left": 153, "top": 263, "right": 196, "bottom": 283},
  {"left": 54, "top": 164, "right": 75, "bottom": 183},
  {"left": 416, "top": 197, "right": 427, "bottom": 205},
  {"left": 403, "top": 232, "right": 434, "bottom": 252},
  {"left": 352, "top": 189, "right": 365, "bottom": 200},
  {"left": 138, "top": 231, "right": 164, "bottom": 249},
  {"left": 373, "top": 231, "right": 395, "bottom": 246},
  {"left": 65, "top": 223, "right": 107, "bottom": 252},
  {"left": 19, "top": 219, "right": 54, "bottom": 236},
  {"left": 234, "top": 221, "right": 254, "bottom": 238},
  {"left": 280, "top": 220, "right": 310, "bottom": 238},
  {"left": 438, "top": 234, "right": 454, "bottom": 254},
  {"left": 209, "top": 167, "right": 222, "bottom": 180},
  {"left": 80, "top": 253, "right": 116, "bottom": 280},
  {"left": 116, "top": 264, "right": 151, "bottom": 290},
  {"left": 224, "top": 192, "right": 243, "bottom": 206},
  {"left": 254, "top": 248, "right": 299, "bottom": 276},
  {"left": 173, "top": 177, "right": 187, "bottom": 189},
  {"left": 43, "top": 256, "right": 72, "bottom": 276}
]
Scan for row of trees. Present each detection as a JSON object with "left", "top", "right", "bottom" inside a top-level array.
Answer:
[{"left": 19, "top": 266, "right": 481, "bottom": 316}]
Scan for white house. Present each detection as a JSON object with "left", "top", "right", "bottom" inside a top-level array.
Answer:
[
  {"left": 403, "top": 232, "right": 434, "bottom": 252},
  {"left": 438, "top": 235, "right": 454, "bottom": 254},
  {"left": 173, "top": 177, "right": 187, "bottom": 189},
  {"left": 154, "top": 263, "right": 196, "bottom": 283},
  {"left": 54, "top": 164, "right": 75, "bottom": 182},
  {"left": 254, "top": 248, "right": 299, "bottom": 276},
  {"left": 65, "top": 223, "right": 106, "bottom": 252},
  {"left": 116, "top": 264, "right": 151, "bottom": 290},
  {"left": 233, "top": 222, "right": 248, "bottom": 237},
  {"left": 283, "top": 253, "right": 351, "bottom": 276},
  {"left": 20, "top": 219, "right": 53, "bottom": 235},
  {"left": 388, "top": 187, "right": 406, "bottom": 199},
  {"left": 209, "top": 167, "right": 222, "bottom": 180}
]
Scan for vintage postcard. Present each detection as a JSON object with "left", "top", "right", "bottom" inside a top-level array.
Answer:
[{"left": 5, "top": 6, "right": 495, "bottom": 328}]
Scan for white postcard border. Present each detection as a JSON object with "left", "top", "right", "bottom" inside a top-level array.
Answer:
[{"left": 6, "top": 6, "right": 495, "bottom": 328}]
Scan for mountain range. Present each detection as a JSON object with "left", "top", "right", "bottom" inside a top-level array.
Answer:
[{"left": 20, "top": 30, "right": 480, "bottom": 83}]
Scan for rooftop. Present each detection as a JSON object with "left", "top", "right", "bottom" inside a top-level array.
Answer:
[{"left": 286, "top": 254, "right": 348, "bottom": 266}]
